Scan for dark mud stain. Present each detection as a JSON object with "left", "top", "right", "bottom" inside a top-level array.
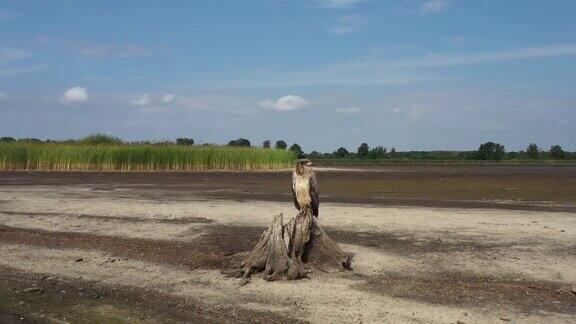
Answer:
[
  {"left": 0, "top": 266, "right": 301, "bottom": 323},
  {"left": 0, "top": 224, "right": 265, "bottom": 270},
  {"left": 355, "top": 271, "right": 576, "bottom": 315},
  {"left": 206, "top": 193, "right": 576, "bottom": 213},
  {"left": 0, "top": 210, "right": 214, "bottom": 224},
  {"left": 0, "top": 223, "right": 514, "bottom": 273},
  {"left": 553, "top": 244, "right": 576, "bottom": 257},
  {"left": 1, "top": 168, "right": 576, "bottom": 212},
  {"left": 325, "top": 227, "right": 509, "bottom": 254}
]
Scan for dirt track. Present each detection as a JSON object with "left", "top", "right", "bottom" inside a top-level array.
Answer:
[{"left": 0, "top": 167, "right": 575, "bottom": 323}]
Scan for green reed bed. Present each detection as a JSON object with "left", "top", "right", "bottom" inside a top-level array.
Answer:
[{"left": 0, "top": 143, "right": 296, "bottom": 171}]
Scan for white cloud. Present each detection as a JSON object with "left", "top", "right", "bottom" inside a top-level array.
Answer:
[
  {"left": 390, "top": 107, "right": 403, "bottom": 113},
  {"left": 131, "top": 94, "right": 151, "bottom": 106},
  {"left": 259, "top": 95, "right": 310, "bottom": 111},
  {"left": 327, "top": 15, "right": 367, "bottom": 35},
  {"left": 162, "top": 94, "right": 175, "bottom": 103},
  {"left": 317, "top": 0, "right": 368, "bottom": 9},
  {"left": 419, "top": 0, "right": 449, "bottom": 15},
  {"left": 0, "top": 91, "right": 8, "bottom": 101},
  {"left": 60, "top": 87, "right": 89, "bottom": 104},
  {"left": 335, "top": 106, "right": 362, "bottom": 114}
]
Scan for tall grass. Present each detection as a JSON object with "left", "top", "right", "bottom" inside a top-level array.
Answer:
[{"left": 0, "top": 142, "right": 296, "bottom": 171}]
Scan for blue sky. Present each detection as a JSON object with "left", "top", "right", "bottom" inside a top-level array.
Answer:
[{"left": 1, "top": 0, "right": 575, "bottom": 152}]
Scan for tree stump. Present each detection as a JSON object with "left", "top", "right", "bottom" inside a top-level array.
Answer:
[{"left": 222, "top": 208, "right": 351, "bottom": 285}]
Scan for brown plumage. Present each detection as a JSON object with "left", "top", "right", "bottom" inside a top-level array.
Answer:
[{"left": 291, "top": 159, "right": 319, "bottom": 217}]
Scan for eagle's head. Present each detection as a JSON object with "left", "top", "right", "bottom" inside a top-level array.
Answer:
[{"left": 295, "top": 159, "right": 312, "bottom": 175}]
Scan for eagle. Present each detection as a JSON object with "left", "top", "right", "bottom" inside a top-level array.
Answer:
[{"left": 291, "top": 159, "right": 319, "bottom": 217}]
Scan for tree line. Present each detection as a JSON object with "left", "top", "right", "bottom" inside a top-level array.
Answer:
[
  {"left": 1, "top": 136, "right": 573, "bottom": 160},
  {"left": 309, "top": 142, "right": 574, "bottom": 160}
]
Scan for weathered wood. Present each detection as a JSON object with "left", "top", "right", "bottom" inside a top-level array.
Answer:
[
  {"left": 304, "top": 217, "right": 351, "bottom": 272},
  {"left": 222, "top": 208, "right": 351, "bottom": 284}
]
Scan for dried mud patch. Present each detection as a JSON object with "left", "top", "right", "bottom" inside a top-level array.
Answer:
[
  {"left": 325, "top": 228, "right": 510, "bottom": 254},
  {"left": 553, "top": 244, "right": 576, "bottom": 257},
  {"left": 0, "top": 224, "right": 266, "bottom": 270},
  {"left": 0, "top": 223, "right": 520, "bottom": 272},
  {"left": 355, "top": 271, "right": 576, "bottom": 315},
  {"left": 0, "top": 210, "right": 214, "bottom": 224},
  {"left": 0, "top": 266, "right": 300, "bottom": 323}
]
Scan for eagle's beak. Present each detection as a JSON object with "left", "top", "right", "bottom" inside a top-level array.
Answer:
[{"left": 306, "top": 161, "right": 313, "bottom": 166}]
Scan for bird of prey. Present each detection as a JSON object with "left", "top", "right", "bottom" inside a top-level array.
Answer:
[{"left": 291, "top": 159, "right": 319, "bottom": 217}]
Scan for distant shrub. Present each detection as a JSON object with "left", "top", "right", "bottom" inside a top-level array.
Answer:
[
  {"left": 176, "top": 137, "right": 195, "bottom": 146},
  {"left": 357, "top": 143, "right": 369, "bottom": 158},
  {"left": 527, "top": 143, "right": 539, "bottom": 159},
  {"left": 369, "top": 146, "right": 386, "bottom": 159},
  {"left": 17, "top": 138, "right": 42, "bottom": 143},
  {"left": 289, "top": 143, "right": 304, "bottom": 158},
  {"left": 549, "top": 145, "right": 565, "bottom": 159},
  {"left": 275, "top": 140, "right": 287, "bottom": 150},
  {"left": 228, "top": 138, "right": 251, "bottom": 147},
  {"left": 80, "top": 133, "right": 122, "bottom": 145},
  {"left": 334, "top": 147, "right": 350, "bottom": 158},
  {"left": 0, "top": 137, "right": 16, "bottom": 142},
  {"left": 477, "top": 142, "right": 505, "bottom": 160}
]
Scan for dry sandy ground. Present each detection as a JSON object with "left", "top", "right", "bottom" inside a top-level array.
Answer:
[{"left": 0, "top": 173, "right": 575, "bottom": 323}]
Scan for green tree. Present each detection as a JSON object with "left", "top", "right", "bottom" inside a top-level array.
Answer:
[
  {"left": 228, "top": 138, "right": 251, "bottom": 147},
  {"left": 176, "top": 137, "right": 194, "bottom": 145},
  {"left": 357, "top": 143, "right": 369, "bottom": 158},
  {"left": 262, "top": 140, "right": 271, "bottom": 148},
  {"left": 275, "top": 140, "right": 287, "bottom": 150},
  {"left": 549, "top": 145, "right": 565, "bottom": 159},
  {"left": 0, "top": 137, "right": 16, "bottom": 142},
  {"left": 334, "top": 147, "right": 350, "bottom": 158},
  {"left": 369, "top": 146, "right": 386, "bottom": 159},
  {"left": 527, "top": 143, "right": 539, "bottom": 159},
  {"left": 308, "top": 151, "right": 320, "bottom": 158},
  {"left": 477, "top": 142, "right": 505, "bottom": 160},
  {"left": 289, "top": 143, "right": 304, "bottom": 158}
]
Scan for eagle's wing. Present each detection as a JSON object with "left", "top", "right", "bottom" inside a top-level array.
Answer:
[
  {"left": 309, "top": 173, "right": 319, "bottom": 217},
  {"left": 291, "top": 176, "right": 300, "bottom": 210}
]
